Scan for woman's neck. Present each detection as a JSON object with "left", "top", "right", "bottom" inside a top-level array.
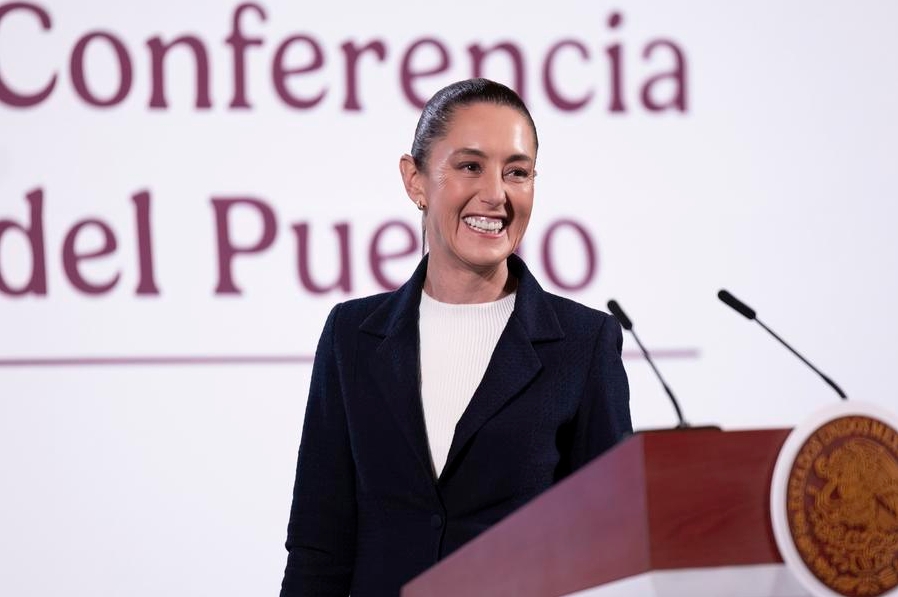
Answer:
[{"left": 423, "top": 257, "right": 515, "bottom": 304}]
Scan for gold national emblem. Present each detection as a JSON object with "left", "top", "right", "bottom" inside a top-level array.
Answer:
[{"left": 786, "top": 415, "right": 898, "bottom": 596}]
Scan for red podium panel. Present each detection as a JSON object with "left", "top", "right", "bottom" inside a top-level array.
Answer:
[{"left": 402, "top": 428, "right": 792, "bottom": 597}]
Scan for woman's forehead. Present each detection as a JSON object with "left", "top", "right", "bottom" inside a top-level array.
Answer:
[{"left": 438, "top": 103, "right": 537, "bottom": 157}]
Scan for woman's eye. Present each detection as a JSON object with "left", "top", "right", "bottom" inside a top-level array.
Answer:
[
  {"left": 459, "top": 162, "right": 482, "bottom": 173},
  {"left": 505, "top": 168, "right": 531, "bottom": 180}
]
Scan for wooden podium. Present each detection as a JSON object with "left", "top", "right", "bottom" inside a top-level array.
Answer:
[{"left": 401, "top": 428, "right": 798, "bottom": 597}]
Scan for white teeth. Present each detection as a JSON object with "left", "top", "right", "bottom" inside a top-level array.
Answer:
[{"left": 463, "top": 216, "right": 504, "bottom": 232}]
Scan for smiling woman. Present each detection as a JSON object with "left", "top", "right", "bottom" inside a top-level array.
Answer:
[
  {"left": 279, "top": 78, "right": 632, "bottom": 597},
  {"left": 399, "top": 100, "right": 536, "bottom": 303}
]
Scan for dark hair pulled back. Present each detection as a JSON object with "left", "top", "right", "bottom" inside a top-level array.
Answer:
[{"left": 410, "top": 78, "right": 538, "bottom": 172}]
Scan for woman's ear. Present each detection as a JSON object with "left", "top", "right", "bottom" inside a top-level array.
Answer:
[{"left": 399, "top": 154, "right": 426, "bottom": 209}]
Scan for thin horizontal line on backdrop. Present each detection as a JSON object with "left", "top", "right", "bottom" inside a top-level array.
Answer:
[{"left": 0, "top": 349, "right": 699, "bottom": 367}]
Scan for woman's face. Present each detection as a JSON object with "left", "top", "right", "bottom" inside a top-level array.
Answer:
[{"left": 409, "top": 102, "right": 536, "bottom": 275}]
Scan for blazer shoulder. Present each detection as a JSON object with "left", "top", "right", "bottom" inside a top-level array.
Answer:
[
  {"left": 329, "top": 291, "right": 394, "bottom": 328},
  {"left": 541, "top": 292, "right": 617, "bottom": 332}
]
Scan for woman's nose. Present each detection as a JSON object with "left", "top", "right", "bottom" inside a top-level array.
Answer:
[{"left": 479, "top": 168, "right": 507, "bottom": 206}]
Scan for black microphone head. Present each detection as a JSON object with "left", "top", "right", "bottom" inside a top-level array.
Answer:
[
  {"left": 606, "top": 299, "right": 633, "bottom": 330},
  {"left": 718, "top": 289, "right": 756, "bottom": 320}
]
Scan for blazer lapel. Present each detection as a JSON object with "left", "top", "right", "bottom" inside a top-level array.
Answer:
[
  {"left": 442, "top": 316, "right": 541, "bottom": 474},
  {"left": 442, "top": 255, "right": 564, "bottom": 477},
  {"left": 360, "top": 258, "right": 434, "bottom": 481}
]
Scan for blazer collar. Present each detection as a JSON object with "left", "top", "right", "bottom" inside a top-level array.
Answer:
[
  {"left": 359, "top": 253, "right": 565, "bottom": 484},
  {"left": 359, "top": 253, "right": 563, "bottom": 342}
]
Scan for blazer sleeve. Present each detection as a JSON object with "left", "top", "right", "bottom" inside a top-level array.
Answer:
[
  {"left": 569, "top": 313, "right": 632, "bottom": 472},
  {"left": 280, "top": 305, "right": 356, "bottom": 597}
]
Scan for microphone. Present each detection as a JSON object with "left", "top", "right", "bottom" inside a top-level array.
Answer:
[
  {"left": 717, "top": 289, "right": 847, "bottom": 400},
  {"left": 607, "top": 299, "right": 689, "bottom": 428}
]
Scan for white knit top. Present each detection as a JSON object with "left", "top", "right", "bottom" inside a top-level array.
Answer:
[{"left": 418, "top": 290, "right": 517, "bottom": 478}]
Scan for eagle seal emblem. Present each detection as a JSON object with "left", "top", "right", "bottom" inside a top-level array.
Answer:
[{"left": 778, "top": 411, "right": 898, "bottom": 597}]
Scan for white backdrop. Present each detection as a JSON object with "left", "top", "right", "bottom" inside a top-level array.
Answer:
[{"left": 1, "top": 1, "right": 897, "bottom": 595}]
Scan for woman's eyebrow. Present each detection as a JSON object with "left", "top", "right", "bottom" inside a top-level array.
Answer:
[
  {"left": 451, "top": 148, "right": 534, "bottom": 164},
  {"left": 452, "top": 147, "right": 488, "bottom": 159},
  {"left": 505, "top": 153, "right": 534, "bottom": 164}
]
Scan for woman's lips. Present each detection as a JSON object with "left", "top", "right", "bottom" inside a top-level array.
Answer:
[{"left": 463, "top": 215, "right": 505, "bottom": 234}]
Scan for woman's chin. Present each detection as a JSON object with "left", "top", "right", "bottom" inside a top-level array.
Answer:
[
  {"left": 428, "top": 230, "right": 519, "bottom": 272},
  {"left": 458, "top": 246, "right": 515, "bottom": 271}
]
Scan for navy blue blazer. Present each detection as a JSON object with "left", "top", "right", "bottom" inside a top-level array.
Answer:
[{"left": 280, "top": 254, "right": 631, "bottom": 597}]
